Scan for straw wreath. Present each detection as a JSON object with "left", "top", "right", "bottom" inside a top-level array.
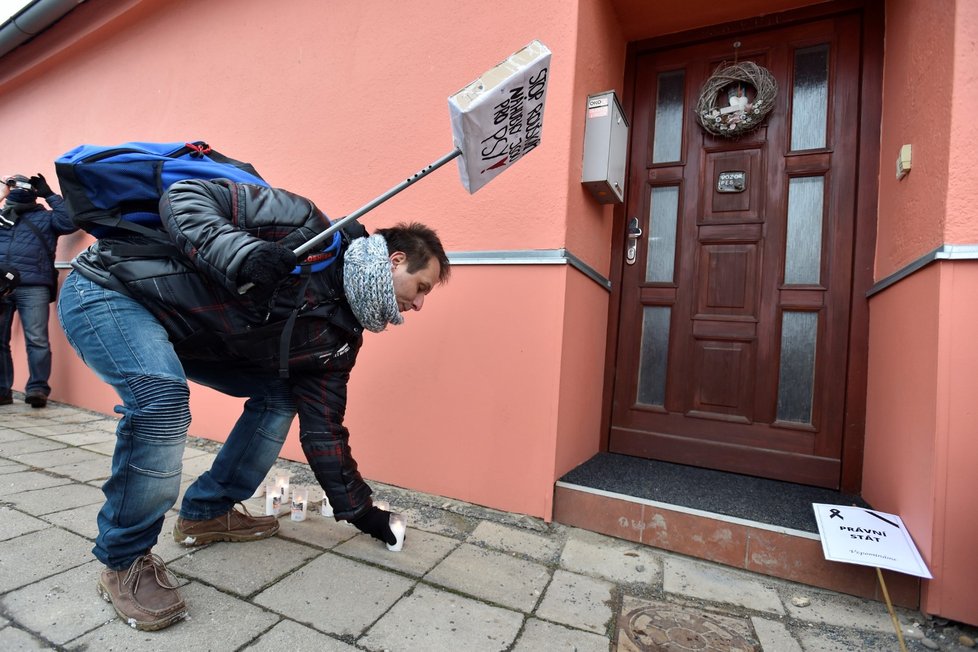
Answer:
[{"left": 695, "top": 61, "right": 777, "bottom": 137}]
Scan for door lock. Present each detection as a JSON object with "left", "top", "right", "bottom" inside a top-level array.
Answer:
[{"left": 625, "top": 217, "right": 642, "bottom": 265}]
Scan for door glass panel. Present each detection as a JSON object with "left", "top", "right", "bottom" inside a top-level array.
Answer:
[
  {"left": 790, "top": 44, "right": 829, "bottom": 151},
  {"left": 652, "top": 70, "right": 684, "bottom": 163},
  {"left": 776, "top": 310, "right": 818, "bottom": 424},
  {"left": 646, "top": 186, "right": 679, "bottom": 283},
  {"left": 637, "top": 306, "right": 671, "bottom": 407},
  {"left": 784, "top": 176, "right": 824, "bottom": 284}
]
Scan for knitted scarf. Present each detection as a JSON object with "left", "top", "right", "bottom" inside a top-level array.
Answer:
[
  {"left": 342, "top": 234, "right": 403, "bottom": 333},
  {"left": 0, "top": 200, "right": 34, "bottom": 228}
]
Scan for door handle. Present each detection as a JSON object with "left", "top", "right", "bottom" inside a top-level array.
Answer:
[{"left": 625, "top": 217, "right": 642, "bottom": 265}]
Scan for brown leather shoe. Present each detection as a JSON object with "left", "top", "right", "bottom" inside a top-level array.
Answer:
[
  {"left": 25, "top": 393, "right": 46, "bottom": 408},
  {"left": 173, "top": 502, "right": 279, "bottom": 546},
  {"left": 97, "top": 552, "right": 187, "bottom": 631}
]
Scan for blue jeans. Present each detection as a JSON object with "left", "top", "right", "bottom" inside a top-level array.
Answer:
[
  {"left": 0, "top": 284, "right": 53, "bottom": 397},
  {"left": 57, "top": 272, "right": 297, "bottom": 570}
]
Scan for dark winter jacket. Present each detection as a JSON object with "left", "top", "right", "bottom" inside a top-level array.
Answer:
[
  {"left": 72, "top": 178, "right": 374, "bottom": 520},
  {"left": 0, "top": 194, "right": 75, "bottom": 289}
]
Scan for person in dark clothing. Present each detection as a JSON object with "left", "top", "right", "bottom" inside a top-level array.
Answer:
[
  {"left": 0, "top": 173, "right": 77, "bottom": 408},
  {"left": 57, "top": 177, "right": 449, "bottom": 631}
]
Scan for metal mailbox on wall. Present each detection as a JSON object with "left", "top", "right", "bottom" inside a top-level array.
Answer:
[{"left": 581, "top": 91, "right": 628, "bottom": 204}]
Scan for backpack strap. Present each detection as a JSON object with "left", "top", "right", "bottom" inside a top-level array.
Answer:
[
  {"left": 79, "top": 214, "right": 181, "bottom": 257},
  {"left": 19, "top": 217, "right": 54, "bottom": 259},
  {"left": 79, "top": 213, "right": 170, "bottom": 239},
  {"left": 278, "top": 269, "right": 314, "bottom": 379},
  {"left": 107, "top": 242, "right": 182, "bottom": 257}
]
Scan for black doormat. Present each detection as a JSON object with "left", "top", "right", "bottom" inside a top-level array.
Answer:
[{"left": 558, "top": 452, "right": 869, "bottom": 533}]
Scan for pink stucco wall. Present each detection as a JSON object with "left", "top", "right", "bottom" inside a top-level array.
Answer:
[
  {"left": 874, "top": 0, "right": 955, "bottom": 276},
  {"left": 565, "top": 0, "right": 626, "bottom": 273},
  {"left": 939, "top": 263, "right": 978, "bottom": 621},
  {"left": 863, "top": 268, "right": 940, "bottom": 564},
  {"left": 864, "top": 0, "right": 978, "bottom": 624},
  {"left": 865, "top": 262, "right": 978, "bottom": 624},
  {"left": 547, "top": 0, "right": 628, "bottom": 500},
  {"left": 4, "top": 0, "right": 976, "bottom": 624},
  {"left": 945, "top": 0, "right": 978, "bottom": 242},
  {"left": 0, "top": 0, "right": 596, "bottom": 520},
  {"left": 342, "top": 265, "right": 568, "bottom": 518}
]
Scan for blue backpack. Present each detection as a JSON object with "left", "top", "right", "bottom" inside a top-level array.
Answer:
[{"left": 55, "top": 140, "right": 341, "bottom": 272}]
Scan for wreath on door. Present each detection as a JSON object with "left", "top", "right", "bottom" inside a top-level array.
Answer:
[{"left": 695, "top": 61, "right": 777, "bottom": 137}]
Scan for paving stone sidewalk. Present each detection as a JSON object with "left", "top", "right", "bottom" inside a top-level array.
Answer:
[{"left": 0, "top": 397, "right": 973, "bottom": 651}]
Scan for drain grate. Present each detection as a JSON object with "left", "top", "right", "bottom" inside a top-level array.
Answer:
[{"left": 617, "top": 597, "right": 758, "bottom": 651}]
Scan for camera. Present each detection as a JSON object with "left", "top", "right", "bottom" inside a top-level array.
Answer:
[{"left": 3, "top": 175, "right": 32, "bottom": 190}]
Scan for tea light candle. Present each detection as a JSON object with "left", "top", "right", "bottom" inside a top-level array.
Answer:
[
  {"left": 387, "top": 513, "right": 407, "bottom": 552},
  {"left": 275, "top": 473, "right": 290, "bottom": 502},
  {"left": 308, "top": 487, "right": 323, "bottom": 515},
  {"left": 264, "top": 482, "right": 281, "bottom": 516},
  {"left": 291, "top": 486, "right": 309, "bottom": 522}
]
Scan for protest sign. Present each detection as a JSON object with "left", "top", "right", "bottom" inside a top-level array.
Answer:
[
  {"left": 448, "top": 40, "right": 551, "bottom": 194},
  {"left": 812, "top": 503, "right": 932, "bottom": 578},
  {"left": 290, "top": 40, "right": 551, "bottom": 260}
]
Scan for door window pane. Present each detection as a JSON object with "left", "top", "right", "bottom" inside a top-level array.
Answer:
[
  {"left": 776, "top": 310, "right": 818, "bottom": 424},
  {"left": 784, "top": 176, "right": 824, "bottom": 285},
  {"left": 790, "top": 45, "right": 829, "bottom": 151},
  {"left": 652, "top": 70, "right": 684, "bottom": 163},
  {"left": 646, "top": 186, "right": 679, "bottom": 283},
  {"left": 637, "top": 306, "right": 671, "bottom": 407}
]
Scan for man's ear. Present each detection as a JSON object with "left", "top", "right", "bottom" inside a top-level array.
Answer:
[{"left": 389, "top": 251, "right": 407, "bottom": 267}]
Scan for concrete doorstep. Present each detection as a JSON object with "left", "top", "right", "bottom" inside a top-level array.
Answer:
[{"left": 1, "top": 397, "right": 971, "bottom": 651}]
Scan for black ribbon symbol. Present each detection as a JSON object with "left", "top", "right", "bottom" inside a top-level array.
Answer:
[{"left": 829, "top": 508, "right": 843, "bottom": 520}]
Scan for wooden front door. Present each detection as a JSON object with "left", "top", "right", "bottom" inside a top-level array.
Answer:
[{"left": 609, "top": 13, "right": 864, "bottom": 489}]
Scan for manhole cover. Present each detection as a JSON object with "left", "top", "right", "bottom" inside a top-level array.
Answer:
[{"left": 617, "top": 596, "right": 757, "bottom": 652}]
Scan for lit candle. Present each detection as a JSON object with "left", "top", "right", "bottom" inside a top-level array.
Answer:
[
  {"left": 264, "top": 482, "right": 281, "bottom": 516},
  {"left": 387, "top": 513, "right": 407, "bottom": 552},
  {"left": 275, "top": 473, "right": 290, "bottom": 503},
  {"left": 291, "top": 486, "right": 309, "bottom": 522}
]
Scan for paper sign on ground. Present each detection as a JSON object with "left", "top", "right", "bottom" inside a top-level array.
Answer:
[
  {"left": 448, "top": 40, "right": 551, "bottom": 194},
  {"left": 812, "top": 503, "right": 932, "bottom": 578}
]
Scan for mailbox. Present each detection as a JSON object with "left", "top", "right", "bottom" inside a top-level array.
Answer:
[{"left": 582, "top": 91, "right": 628, "bottom": 204}]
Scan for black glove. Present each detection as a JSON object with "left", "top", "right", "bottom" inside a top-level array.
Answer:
[
  {"left": 29, "top": 173, "right": 53, "bottom": 197},
  {"left": 239, "top": 241, "right": 297, "bottom": 295},
  {"left": 351, "top": 506, "right": 397, "bottom": 545}
]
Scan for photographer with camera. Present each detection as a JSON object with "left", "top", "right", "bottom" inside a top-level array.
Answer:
[{"left": 0, "top": 173, "right": 77, "bottom": 407}]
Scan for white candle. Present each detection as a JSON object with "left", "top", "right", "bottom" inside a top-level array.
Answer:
[
  {"left": 264, "top": 483, "right": 281, "bottom": 516},
  {"left": 387, "top": 513, "right": 407, "bottom": 552},
  {"left": 250, "top": 482, "right": 265, "bottom": 499},
  {"left": 321, "top": 495, "right": 334, "bottom": 518},
  {"left": 275, "top": 473, "right": 290, "bottom": 503},
  {"left": 291, "top": 486, "right": 308, "bottom": 522},
  {"left": 373, "top": 500, "right": 390, "bottom": 512}
]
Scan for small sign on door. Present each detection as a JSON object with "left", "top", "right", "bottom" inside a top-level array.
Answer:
[
  {"left": 717, "top": 170, "right": 746, "bottom": 193},
  {"left": 812, "top": 503, "right": 932, "bottom": 578}
]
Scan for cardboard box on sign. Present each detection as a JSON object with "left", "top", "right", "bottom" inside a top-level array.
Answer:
[{"left": 448, "top": 40, "right": 551, "bottom": 194}]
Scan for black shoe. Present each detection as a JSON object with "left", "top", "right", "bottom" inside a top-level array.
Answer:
[
  {"left": 0, "top": 395, "right": 11, "bottom": 406},
  {"left": 25, "top": 394, "right": 47, "bottom": 408}
]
